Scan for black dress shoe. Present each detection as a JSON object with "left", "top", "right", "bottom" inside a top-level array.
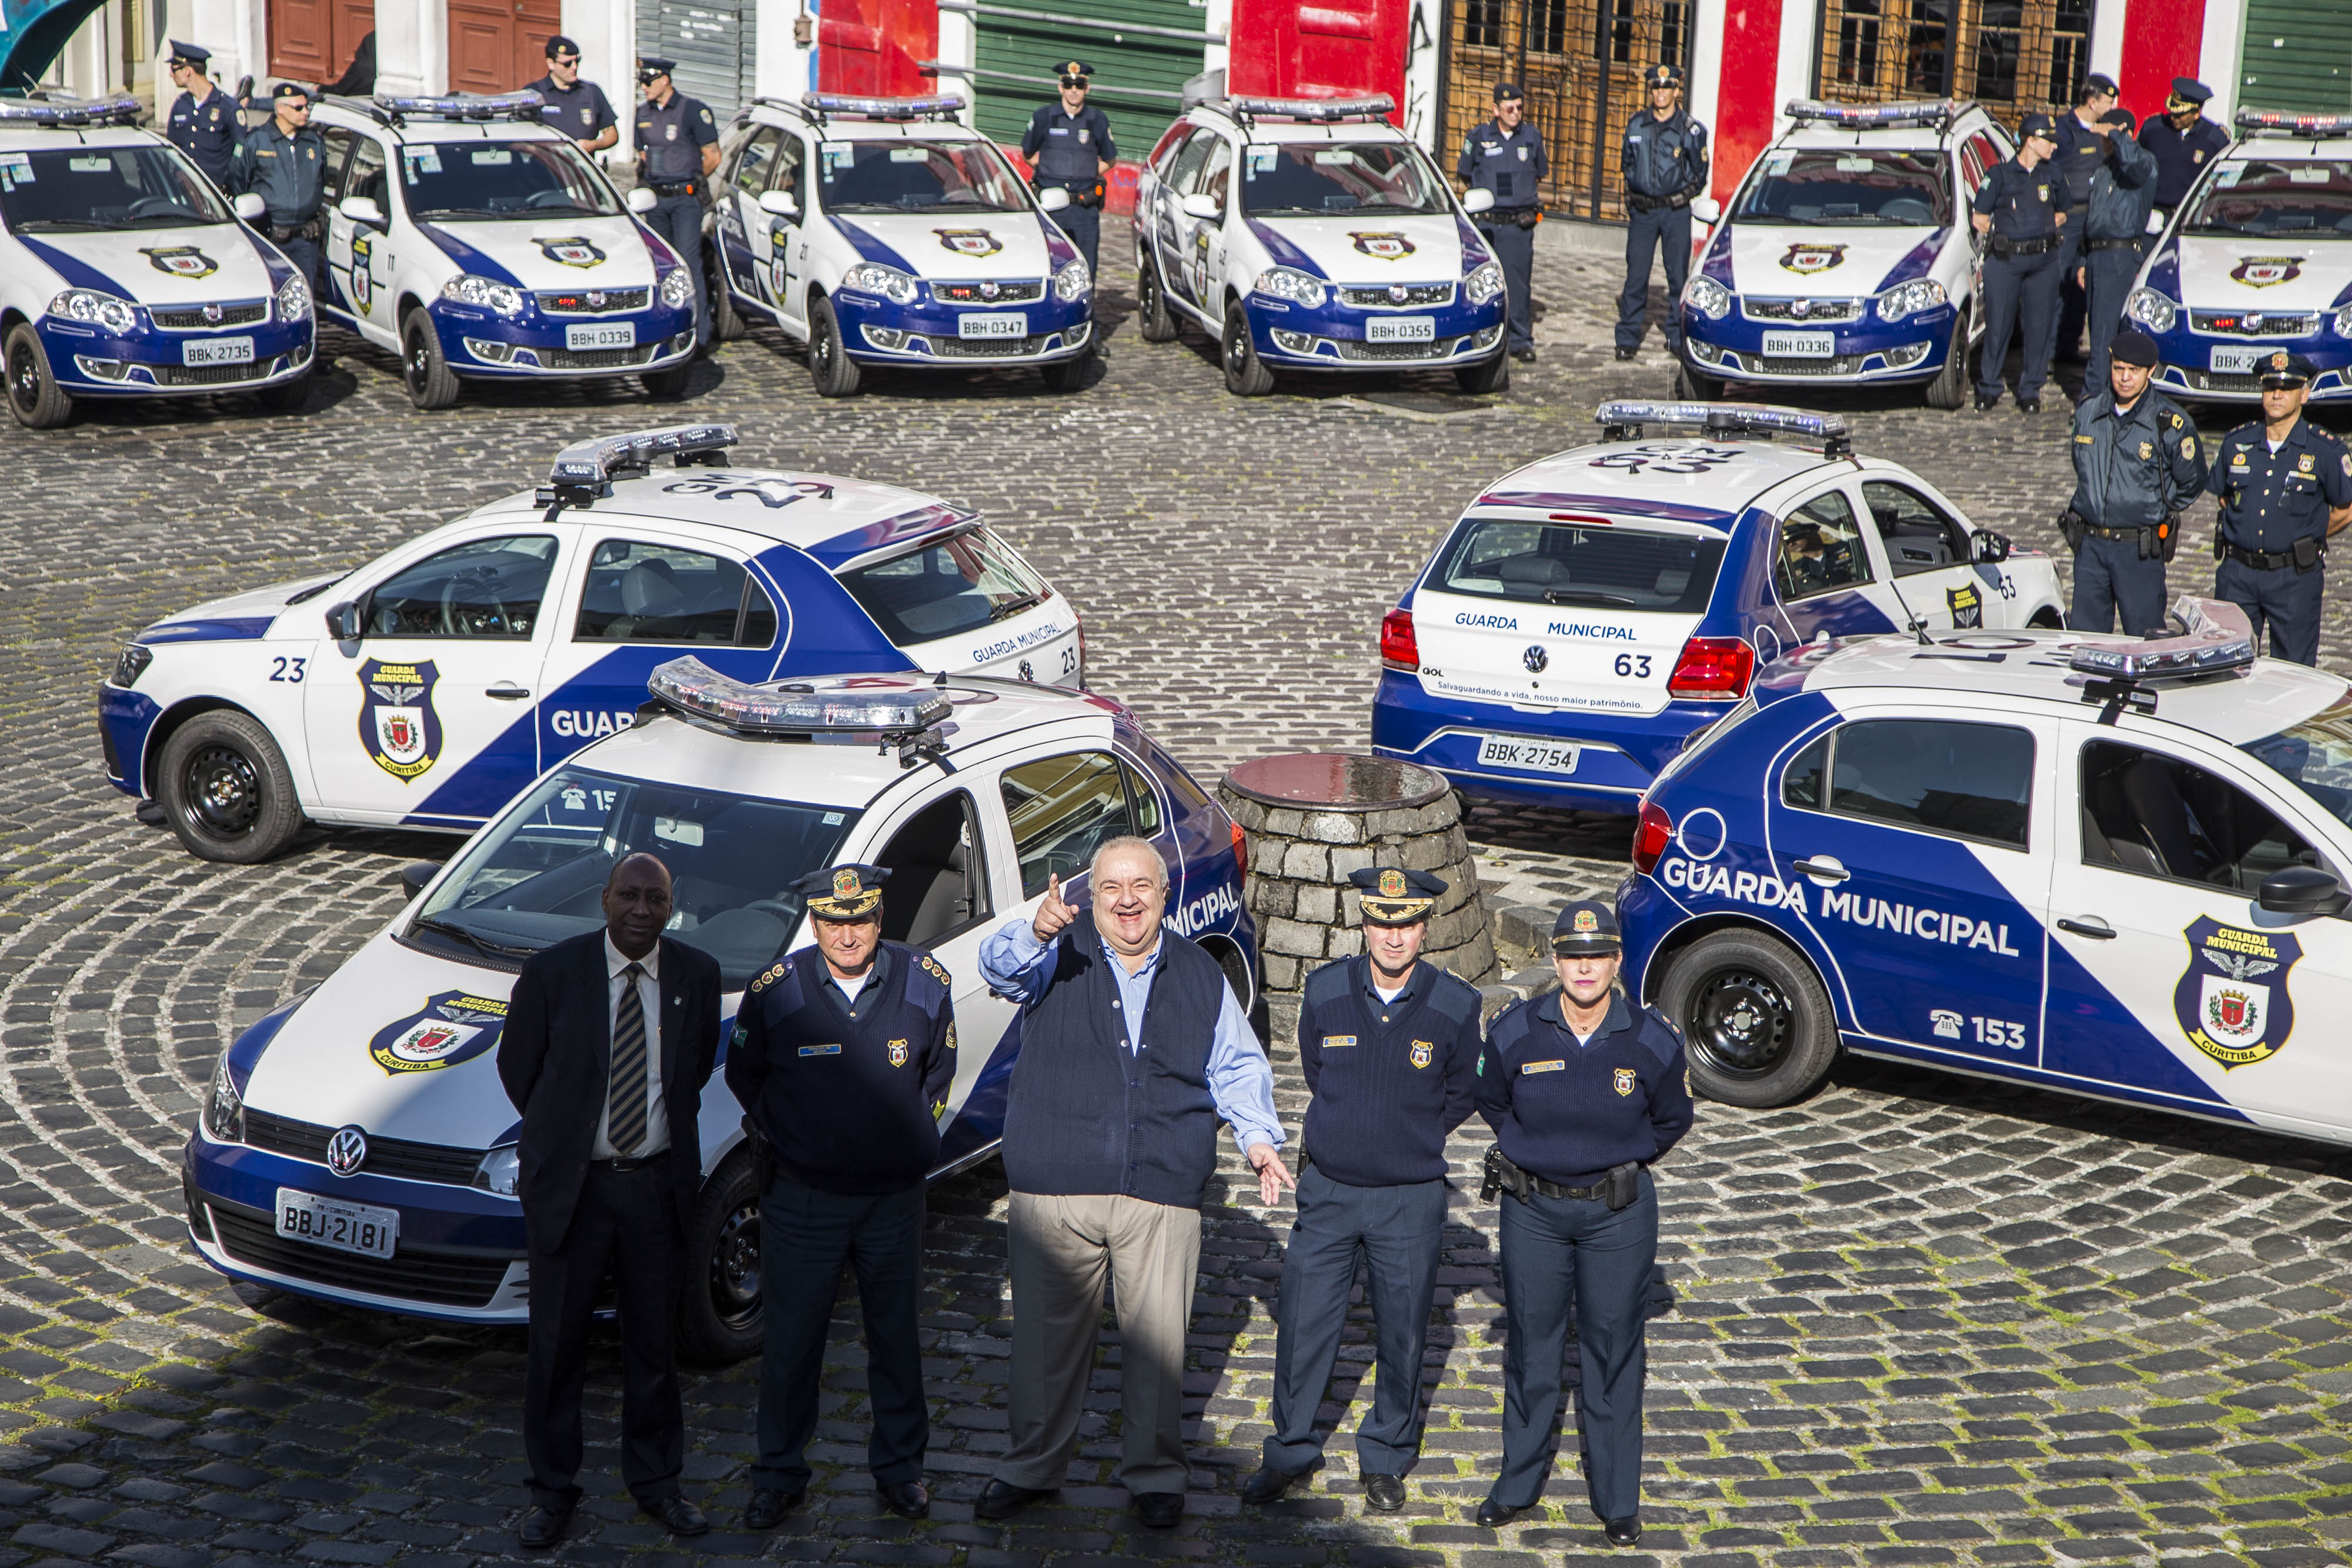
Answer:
[
  {"left": 1362, "top": 1473, "right": 1406, "bottom": 1512},
  {"left": 1614, "top": 346, "right": 1638, "bottom": 361},
  {"left": 742, "top": 1488, "right": 801, "bottom": 1530},
  {"left": 639, "top": 1494, "right": 709, "bottom": 1537},
  {"left": 1476, "top": 1496, "right": 1532, "bottom": 1527},
  {"left": 1511, "top": 347, "right": 1536, "bottom": 363},
  {"left": 975, "top": 1479, "right": 1053, "bottom": 1521},
  {"left": 1972, "top": 393, "right": 1998, "bottom": 412},
  {"left": 516, "top": 1506, "right": 570, "bottom": 1549},
  {"left": 1606, "top": 1514, "right": 1642, "bottom": 1546},
  {"left": 1131, "top": 1490, "right": 1185, "bottom": 1528},
  {"left": 878, "top": 1480, "right": 929, "bottom": 1519},
  {"left": 2018, "top": 396, "right": 2042, "bottom": 413},
  {"left": 1241, "top": 1467, "right": 1296, "bottom": 1505}
]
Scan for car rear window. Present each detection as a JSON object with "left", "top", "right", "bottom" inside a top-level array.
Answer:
[
  {"left": 836, "top": 526, "right": 1053, "bottom": 647},
  {"left": 1433, "top": 517, "right": 1725, "bottom": 614}
]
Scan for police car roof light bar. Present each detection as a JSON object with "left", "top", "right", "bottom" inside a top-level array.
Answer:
[
  {"left": 2234, "top": 108, "right": 2352, "bottom": 136},
  {"left": 1225, "top": 93, "right": 1395, "bottom": 125},
  {"left": 2070, "top": 596, "right": 2257, "bottom": 721},
  {"left": 648, "top": 657, "right": 954, "bottom": 743},
  {"left": 1784, "top": 97, "right": 1960, "bottom": 130},
  {"left": 538, "top": 423, "right": 738, "bottom": 510},
  {"left": 369, "top": 90, "right": 544, "bottom": 125},
  {"left": 1595, "top": 400, "right": 1853, "bottom": 457},
  {"left": 799, "top": 92, "right": 965, "bottom": 123},
  {"left": 0, "top": 93, "right": 144, "bottom": 126}
]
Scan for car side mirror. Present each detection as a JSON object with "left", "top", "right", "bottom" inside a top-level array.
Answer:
[
  {"left": 1037, "top": 184, "right": 1071, "bottom": 212},
  {"left": 325, "top": 600, "right": 362, "bottom": 640},
  {"left": 1970, "top": 529, "right": 2012, "bottom": 564},
  {"left": 231, "top": 192, "right": 266, "bottom": 222},
  {"left": 1461, "top": 186, "right": 1495, "bottom": 215},
  {"left": 1690, "top": 195, "right": 1720, "bottom": 225},
  {"left": 399, "top": 861, "right": 442, "bottom": 902},
  {"left": 2259, "top": 865, "right": 2350, "bottom": 915},
  {"left": 627, "top": 185, "right": 659, "bottom": 214},
  {"left": 757, "top": 188, "right": 799, "bottom": 219},
  {"left": 1180, "top": 191, "right": 1221, "bottom": 221},
  {"left": 338, "top": 194, "right": 385, "bottom": 228}
]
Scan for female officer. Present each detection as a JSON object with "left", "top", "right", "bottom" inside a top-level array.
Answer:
[{"left": 1475, "top": 900, "right": 1693, "bottom": 1546}]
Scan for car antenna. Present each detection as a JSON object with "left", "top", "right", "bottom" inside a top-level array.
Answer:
[{"left": 1883, "top": 574, "right": 1935, "bottom": 646}]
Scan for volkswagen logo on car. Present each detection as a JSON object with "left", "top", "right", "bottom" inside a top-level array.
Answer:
[
  {"left": 1523, "top": 645, "right": 1549, "bottom": 674},
  {"left": 326, "top": 1125, "right": 368, "bottom": 1177}
]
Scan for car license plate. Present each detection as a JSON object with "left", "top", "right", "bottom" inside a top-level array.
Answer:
[
  {"left": 566, "top": 320, "right": 635, "bottom": 350},
  {"left": 275, "top": 1189, "right": 397, "bottom": 1259},
  {"left": 959, "top": 313, "right": 1027, "bottom": 339},
  {"left": 2211, "top": 345, "right": 2264, "bottom": 374},
  {"left": 182, "top": 336, "right": 253, "bottom": 367},
  {"left": 1476, "top": 734, "right": 1579, "bottom": 775},
  {"left": 1367, "top": 316, "right": 1435, "bottom": 343},
  {"left": 1761, "top": 330, "right": 1836, "bottom": 358}
]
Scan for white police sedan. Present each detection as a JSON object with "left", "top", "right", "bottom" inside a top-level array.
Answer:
[
  {"left": 100, "top": 424, "right": 1085, "bottom": 862},
  {"left": 1623, "top": 599, "right": 2352, "bottom": 1149},
  {"left": 181, "top": 660, "right": 1259, "bottom": 1356},
  {"left": 1678, "top": 98, "right": 2012, "bottom": 410},
  {"left": 1129, "top": 93, "right": 1510, "bottom": 396},
  {"left": 707, "top": 92, "right": 1094, "bottom": 396},
  {"left": 2127, "top": 109, "right": 2352, "bottom": 406},
  {"left": 312, "top": 91, "right": 697, "bottom": 407},
  {"left": 0, "top": 93, "right": 314, "bottom": 428}
]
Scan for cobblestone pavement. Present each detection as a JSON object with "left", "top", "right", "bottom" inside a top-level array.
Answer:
[{"left": 1, "top": 226, "right": 2350, "bottom": 1568}]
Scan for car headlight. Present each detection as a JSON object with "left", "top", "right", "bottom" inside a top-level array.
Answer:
[
  {"left": 1683, "top": 276, "right": 1732, "bottom": 320},
  {"left": 1054, "top": 256, "right": 1091, "bottom": 303},
  {"left": 659, "top": 267, "right": 694, "bottom": 310},
  {"left": 2126, "top": 286, "right": 2177, "bottom": 334},
  {"left": 2336, "top": 303, "right": 2352, "bottom": 338},
  {"left": 1254, "top": 267, "right": 1326, "bottom": 308},
  {"left": 111, "top": 643, "right": 152, "bottom": 687},
  {"left": 203, "top": 1054, "right": 243, "bottom": 1143},
  {"left": 1464, "top": 261, "right": 1504, "bottom": 306},
  {"left": 48, "top": 289, "right": 138, "bottom": 334},
  {"left": 841, "top": 263, "right": 918, "bottom": 304},
  {"left": 274, "top": 270, "right": 311, "bottom": 324},
  {"left": 473, "top": 1143, "right": 520, "bottom": 1197},
  {"left": 440, "top": 275, "right": 526, "bottom": 316},
  {"left": 1876, "top": 278, "right": 1947, "bottom": 322}
]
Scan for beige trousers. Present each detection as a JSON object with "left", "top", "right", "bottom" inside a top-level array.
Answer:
[{"left": 995, "top": 1191, "right": 1204, "bottom": 1495}]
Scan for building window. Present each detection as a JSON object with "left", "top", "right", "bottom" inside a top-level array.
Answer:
[
  {"left": 1464, "top": 0, "right": 1504, "bottom": 48},
  {"left": 1818, "top": 0, "right": 2096, "bottom": 113},
  {"left": 1836, "top": 0, "right": 1882, "bottom": 87}
]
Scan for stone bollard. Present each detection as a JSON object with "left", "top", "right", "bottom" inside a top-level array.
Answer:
[{"left": 1218, "top": 754, "right": 1497, "bottom": 1021}]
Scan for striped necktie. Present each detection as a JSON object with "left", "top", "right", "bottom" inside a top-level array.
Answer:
[{"left": 607, "top": 961, "right": 650, "bottom": 1156}]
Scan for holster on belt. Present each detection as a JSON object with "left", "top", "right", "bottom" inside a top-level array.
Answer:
[
  {"left": 2159, "top": 513, "right": 2180, "bottom": 563},
  {"left": 2296, "top": 535, "right": 2321, "bottom": 573},
  {"left": 740, "top": 1114, "right": 774, "bottom": 1191},
  {"left": 1627, "top": 192, "right": 1658, "bottom": 214},
  {"left": 2059, "top": 507, "right": 2086, "bottom": 552},
  {"left": 1516, "top": 205, "right": 1543, "bottom": 229},
  {"left": 1480, "top": 1145, "right": 1524, "bottom": 1202},
  {"left": 1076, "top": 176, "right": 1105, "bottom": 209}
]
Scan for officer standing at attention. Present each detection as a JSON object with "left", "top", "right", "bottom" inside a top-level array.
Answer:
[
  {"left": 726, "top": 865, "right": 954, "bottom": 1530},
  {"left": 2140, "top": 78, "right": 2229, "bottom": 230},
  {"left": 2208, "top": 352, "right": 2352, "bottom": 665},
  {"left": 1241, "top": 867, "right": 1483, "bottom": 1513},
  {"left": 634, "top": 58, "right": 719, "bottom": 349},
  {"left": 1613, "top": 64, "right": 1707, "bottom": 363},
  {"left": 1474, "top": 902, "right": 1693, "bottom": 1547},
  {"left": 530, "top": 36, "right": 617, "bottom": 156},
  {"left": 163, "top": 42, "right": 239, "bottom": 189},
  {"left": 231, "top": 84, "right": 329, "bottom": 296},
  {"left": 1458, "top": 82, "right": 1546, "bottom": 363},
  {"left": 1969, "top": 112, "right": 2065, "bottom": 413},
  {"left": 2077, "top": 108, "right": 2158, "bottom": 392},
  {"left": 2063, "top": 328, "right": 2206, "bottom": 635},
  {"left": 1020, "top": 61, "right": 1115, "bottom": 280},
  {"left": 2045, "top": 72, "right": 2120, "bottom": 367}
]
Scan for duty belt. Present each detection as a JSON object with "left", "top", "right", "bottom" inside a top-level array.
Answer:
[
  {"left": 1989, "top": 234, "right": 2058, "bottom": 258},
  {"left": 2085, "top": 521, "right": 2154, "bottom": 541},
  {"left": 2086, "top": 237, "right": 2142, "bottom": 252},
  {"left": 2224, "top": 541, "right": 2316, "bottom": 571},
  {"left": 1483, "top": 206, "right": 1537, "bottom": 220},
  {"left": 592, "top": 1148, "right": 670, "bottom": 1173},
  {"left": 650, "top": 179, "right": 701, "bottom": 197}
]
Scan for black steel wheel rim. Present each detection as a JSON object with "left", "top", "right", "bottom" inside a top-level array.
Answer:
[
  {"left": 181, "top": 742, "right": 261, "bottom": 838},
  {"left": 710, "top": 1196, "right": 760, "bottom": 1328},
  {"left": 814, "top": 313, "right": 834, "bottom": 371},
  {"left": 9, "top": 340, "right": 38, "bottom": 412},
  {"left": 1686, "top": 965, "right": 1795, "bottom": 1081},
  {"left": 1225, "top": 317, "right": 1246, "bottom": 372},
  {"left": 403, "top": 329, "right": 429, "bottom": 393}
]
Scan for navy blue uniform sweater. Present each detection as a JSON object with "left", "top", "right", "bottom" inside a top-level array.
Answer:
[
  {"left": 1478, "top": 991, "right": 1695, "bottom": 1188},
  {"left": 1298, "top": 954, "right": 1483, "bottom": 1186}
]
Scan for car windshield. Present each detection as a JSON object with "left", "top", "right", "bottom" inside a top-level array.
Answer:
[
  {"left": 1240, "top": 140, "right": 1446, "bottom": 215},
  {"left": 836, "top": 526, "right": 1053, "bottom": 646},
  {"left": 1434, "top": 516, "right": 1728, "bottom": 613},
  {"left": 410, "top": 767, "right": 858, "bottom": 989},
  {"left": 398, "top": 138, "right": 620, "bottom": 220},
  {"left": 2185, "top": 158, "right": 2352, "bottom": 237},
  {"left": 1733, "top": 146, "right": 1949, "bottom": 225},
  {"left": 818, "top": 138, "right": 1028, "bottom": 212},
  {"left": 2241, "top": 693, "right": 2352, "bottom": 830},
  {"left": 0, "top": 143, "right": 231, "bottom": 230}
]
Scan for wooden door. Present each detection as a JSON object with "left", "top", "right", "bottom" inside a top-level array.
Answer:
[
  {"left": 271, "top": 0, "right": 372, "bottom": 83},
  {"left": 448, "top": 0, "right": 561, "bottom": 95}
]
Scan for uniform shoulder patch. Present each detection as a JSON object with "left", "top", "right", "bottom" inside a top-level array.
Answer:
[
  {"left": 1424, "top": 969, "right": 1483, "bottom": 1028},
  {"left": 748, "top": 960, "right": 787, "bottom": 995},
  {"left": 1639, "top": 1004, "right": 1685, "bottom": 1065},
  {"left": 918, "top": 953, "right": 953, "bottom": 989}
]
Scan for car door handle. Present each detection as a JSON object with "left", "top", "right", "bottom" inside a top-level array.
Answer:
[
  {"left": 1791, "top": 856, "right": 1850, "bottom": 882},
  {"left": 486, "top": 683, "right": 532, "bottom": 700},
  {"left": 2057, "top": 915, "right": 2116, "bottom": 940}
]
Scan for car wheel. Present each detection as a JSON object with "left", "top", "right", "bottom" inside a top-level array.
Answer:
[
  {"left": 1658, "top": 928, "right": 1839, "bottom": 1107},
  {"left": 157, "top": 709, "right": 305, "bottom": 864},
  {"left": 1924, "top": 308, "right": 1970, "bottom": 410},
  {"left": 1222, "top": 302, "right": 1274, "bottom": 396},
  {"left": 677, "top": 1149, "right": 764, "bottom": 1364},
  {"left": 1675, "top": 359, "right": 1724, "bottom": 401},
  {"left": 4, "top": 323, "right": 72, "bottom": 429},
  {"left": 1137, "top": 254, "right": 1178, "bottom": 342},
  {"left": 252, "top": 371, "right": 310, "bottom": 412},
  {"left": 807, "top": 293, "right": 862, "bottom": 398},
  {"left": 1039, "top": 346, "right": 1091, "bottom": 393},
  {"left": 640, "top": 362, "right": 694, "bottom": 401},
  {"left": 1455, "top": 346, "right": 1510, "bottom": 394},
  {"left": 710, "top": 258, "right": 747, "bottom": 342},
  {"left": 399, "top": 309, "right": 460, "bottom": 410}
]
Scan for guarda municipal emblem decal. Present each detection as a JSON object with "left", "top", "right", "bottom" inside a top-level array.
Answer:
[
  {"left": 1779, "top": 242, "right": 1847, "bottom": 273},
  {"left": 934, "top": 228, "right": 1002, "bottom": 257},
  {"left": 536, "top": 236, "right": 607, "bottom": 268},
  {"left": 1349, "top": 231, "right": 1414, "bottom": 259},
  {"left": 357, "top": 658, "right": 443, "bottom": 781},
  {"left": 142, "top": 246, "right": 218, "bottom": 278},
  {"left": 2173, "top": 917, "right": 2300, "bottom": 1068},
  {"left": 2230, "top": 256, "right": 2301, "bottom": 288},
  {"left": 369, "top": 990, "right": 509, "bottom": 1074}
]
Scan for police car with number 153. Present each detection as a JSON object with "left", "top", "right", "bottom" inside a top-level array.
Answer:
[{"left": 1623, "top": 599, "right": 2352, "bottom": 1151}]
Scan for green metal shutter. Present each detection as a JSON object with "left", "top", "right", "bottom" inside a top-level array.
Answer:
[
  {"left": 964, "top": 0, "right": 1211, "bottom": 156},
  {"left": 637, "top": 0, "right": 758, "bottom": 119},
  {"left": 2240, "top": 0, "right": 2352, "bottom": 112}
]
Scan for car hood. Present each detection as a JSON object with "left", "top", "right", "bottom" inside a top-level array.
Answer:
[
  {"left": 2173, "top": 234, "right": 2352, "bottom": 311},
  {"left": 24, "top": 222, "right": 279, "bottom": 302},
  {"left": 1248, "top": 212, "right": 1468, "bottom": 284},
  {"left": 139, "top": 573, "right": 340, "bottom": 643},
  {"left": 830, "top": 211, "right": 1057, "bottom": 279},
  {"left": 1726, "top": 223, "right": 1939, "bottom": 297},
  {"left": 426, "top": 213, "right": 659, "bottom": 288}
]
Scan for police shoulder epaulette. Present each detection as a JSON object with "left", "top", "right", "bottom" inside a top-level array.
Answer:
[
  {"left": 1640, "top": 1004, "right": 1685, "bottom": 1064},
  {"left": 1302, "top": 958, "right": 1354, "bottom": 1011},
  {"left": 917, "top": 952, "right": 953, "bottom": 991},
  {"left": 1423, "top": 967, "right": 1483, "bottom": 1027},
  {"left": 747, "top": 959, "right": 787, "bottom": 996}
]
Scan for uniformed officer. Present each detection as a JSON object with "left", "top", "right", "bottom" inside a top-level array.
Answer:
[
  {"left": 724, "top": 864, "right": 955, "bottom": 1530},
  {"left": 634, "top": 58, "right": 719, "bottom": 348},
  {"left": 2046, "top": 72, "right": 2119, "bottom": 366},
  {"left": 2078, "top": 108, "right": 2158, "bottom": 392},
  {"left": 2140, "top": 77, "right": 2229, "bottom": 228},
  {"left": 163, "top": 41, "right": 239, "bottom": 190},
  {"left": 1474, "top": 902, "right": 1693, "bottom": 1547},
  {"left": 2064, "top": 329, "right": 2206, "bottom": 635},
  {"left": 1458, "top": 82, "right": 1547, "bottom": 363},
  {"left": 1241, "top": 867, "right": 1482, "bottom": 1513},
  {"left": 231, "top": 84, "right": 329, "bottom": 296},
  {"left": 2208, "top": 352, "right": 2352, "bottom": 665},
  {"left": 530, "top": 36, "right": 617, "bottom": 156},
  {"left": 1612, "top": 64, "right": 1707, "bottom": 363},
  {"left": 1969, "top": 112, "right": 2066, "bottom": 413},
  {"left": 1020, "top": 60, "right": 1115, "bottom": 279}
]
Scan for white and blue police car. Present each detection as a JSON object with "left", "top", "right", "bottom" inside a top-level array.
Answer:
[
  {"left": 1369, "top": 402, "right": 2062, "bottom": 815},
  {"left": 100, "top": 424, "right": 1087, "bottom": 862},
  {"left": 1678, "top": 98, "right": 2013, "bottom": 410},
  {"left": 181, "top": 657, "right": 1259, "bottom": 1355},
  {"left": 310, "top": 91, "right": 697, "bottom": 409},
  {"left": 1129, "top": 93, "right": 1511, "bottom": 396},
  {"left": 0, "top": 93, "right": 314, "bottom": 429},
  {"left": 1624, "top": 598, "right": 2352, "bottom": 1151},
  {"left": 706, "top": 92, "right": 1094, "bottom": 397},
  {"left": 2127, "top": 109, "right": 2352, "bottom": 406}
]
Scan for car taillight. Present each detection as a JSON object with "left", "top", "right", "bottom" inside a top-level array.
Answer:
[
  {"left": 1381, "top": 607, "right": 1419, "bottom": 671},
  {"left": 1631, "top": 800, "right": 1673, "bottom": 874},
  {"left": 1230, "top": 818, "right": 1248, "bottom": 876},
  {"left": 1667, "top": 636, "right": 1755, "bottom": 699}
]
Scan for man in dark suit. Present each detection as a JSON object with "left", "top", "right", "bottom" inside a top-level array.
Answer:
[{"left": 499, "top": 852, "right": 721, "bottom": 1547}]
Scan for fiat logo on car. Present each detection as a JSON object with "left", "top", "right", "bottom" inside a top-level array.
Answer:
[{"left": 326, "top": 1125, "right": 368, "bottom": 1177}]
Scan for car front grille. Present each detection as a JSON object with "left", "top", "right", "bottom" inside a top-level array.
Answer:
[
  {"left": 2190, "top": 310, "right": 2318, "bottom": 336},
  {"left": 2189, "top": 371, "right": 2265, "bottom": 394},
  {"left": 1338, "top": 282, "right": 1455, "bottom": 307},
  {"left": 930, "top": 279, "right": 1044, "bottom": 304},
  {"left": 1744, "top": 297, "right": 1865, "bottom": 323},
  {"left": 536, "top": 287, "right": 650, "bottom": 315},
  {"left": 242, "top": 1108, "right": 485, "bottom": 1186},
  {"left": 1334, "top": 336, "right": 1468, "bottom": 360},
  {"left": 153, "top": 362, "right": 268, "bottom": 386},
  {"left": 1750, "top": 355, "right": 1857, "bottom": 376},
  {"left": 209, "top": 1201, "right": 512, "bottom": 1308},
  {"left": 151, "top": 301, "right": 268, "bottom": 330},
  {"left": 923, "top": 333, "right": 1044, "bottom": 357},
  {"left": 542, "top": 343, "right": 662, "bottom": 369}
]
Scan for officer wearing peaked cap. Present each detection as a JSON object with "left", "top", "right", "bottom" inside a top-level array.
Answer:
[
  {"left": 1475, "top": 901, "right": 1693, "bottom": 1547},
  {"left": 2207, "top": 352, "right": 2352, "bottom": 665},
  {"left": 726, "top": 863, "right": 956, "bottom": 1530},
  {"left": 1459, "top": 81, "right": 1547, "bottom": 363},
  {"left": 1969, "top": 111, "right": 2066, "bottom": 412},
  {"left": 1614, "top": 63, "right": 1707, "bottom": 363},
  {"left": 164, "top": 41, "right": 239, "bottom": 190},
  {"left": 2064, "top": 327, "right": 2206, "bottom": 637},
  {"left": 1243, "top": 867, "right": 1484, "bottom": 1514},
  {"left": 2140, "top": 78, "right": 2229, "bottom": 225},
  {"left": 634, "top": 58, "right": 719, "bottom": 348},
  {"left": 1022, "top": 59, "right": 1115, "bottom": 278}
]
